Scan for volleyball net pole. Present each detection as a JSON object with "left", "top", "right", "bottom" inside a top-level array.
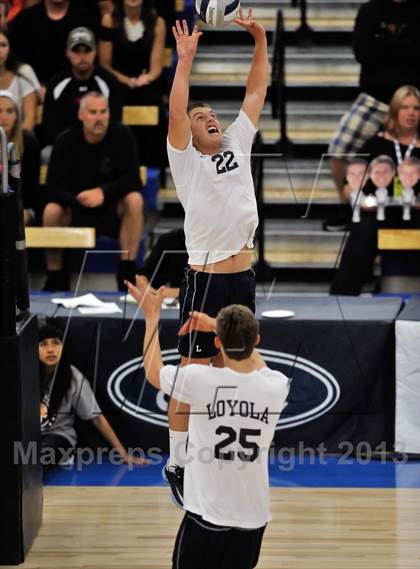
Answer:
[
  {"left": 0, "top": 126, "right": 16, "bottom": 335},
  {"left": 0, "top": 127, "right": 30, "bottom": 336}
]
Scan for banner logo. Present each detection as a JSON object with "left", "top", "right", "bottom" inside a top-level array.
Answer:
[{"left": 107, "top": 349, "right": 340, "bottom": 429}]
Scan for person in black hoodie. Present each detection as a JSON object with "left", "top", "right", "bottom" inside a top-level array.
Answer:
[{"left": 328, "top": 0, "right": 420, "bottom": 200}]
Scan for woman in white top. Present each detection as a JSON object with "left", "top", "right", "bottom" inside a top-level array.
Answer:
[{"left": 0, "top": 29, "right": 40, "bottom": 130}]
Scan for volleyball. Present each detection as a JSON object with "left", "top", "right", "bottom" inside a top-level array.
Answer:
[{"left": 195, "top": 0, "right": 241, "bottom": 27}]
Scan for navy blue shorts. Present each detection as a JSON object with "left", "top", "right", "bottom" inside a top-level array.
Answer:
[
  {"left": 172, "top": 511, "right": 265, "bottom": 569},
  {"left": 178, "top": 267, "right": 256, "bottom": 359}
]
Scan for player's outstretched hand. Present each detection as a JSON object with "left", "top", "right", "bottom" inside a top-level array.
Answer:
[
  {"left": 178, "top": 311, "right": 216, "bottom": 336},
  {"left": 234, "top": 7, "right": 266, "bottom": 39},
  {"left": 125, "top": 276, "right": 164, "bottom": 318},
  {"left": 172, "top": 20, "right": 203, "bottom": 60}
]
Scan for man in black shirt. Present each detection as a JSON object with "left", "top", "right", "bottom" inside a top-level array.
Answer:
[
  {"left": 42, "top": 91, "right": 143, "bottom": 291},
  {"left": 9, "top": 0, "right": 98, "bottom": 85},
  {"left": 42, "top": 26, "right": 122, "bottom": 148}
]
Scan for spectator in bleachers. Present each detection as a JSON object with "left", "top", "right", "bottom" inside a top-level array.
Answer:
[
  {"left": 330, "top": 155, "right": 398, "bottom": 296},
  {"left": 0, "top": 30, "right": 40, "bottom": 130},
  {"left": 99, "top": 0, "right": 166, "bottom": 166},
  {"left": 41, "top": 26, "right": 122, "bottom": 152},
  {"left": 0, "top": 89, "right": 40, "bottom": 224},
  {"left": 8, "top": 0, "right": 98, "bottom": 87},
  {"left": 359, "top": 85, "right": 420, "bottom": 196},
  {"left": 42, "top": 91, "right": 144, "bottom": 292},
  {"left": 328, "top": 0, "right": 420, "bottom": 201}
]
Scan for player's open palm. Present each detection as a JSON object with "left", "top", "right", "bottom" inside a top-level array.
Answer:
[
  {"left": 234, "top": 7, "right": 265, "bottom": 39},
  {"left": 172, "top": 20, "right": 203, "bottom": 60},
  {"left": 126, "top": 276, "right": 164, "bottom": 318}
]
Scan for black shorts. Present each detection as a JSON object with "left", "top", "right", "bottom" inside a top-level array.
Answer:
[
  {"left": 172, "top": 511, "right": 266, "bottom": 569},
  {"left": 71, "top": 204, "right": 120, "bottom": 239},
  {"left": 178, "top": 268, "right": 256, "bottom": 359}
]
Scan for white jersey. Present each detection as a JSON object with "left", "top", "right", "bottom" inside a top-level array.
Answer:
[
  {"left": 160, "top": 363, "right": 289, "bottom": 529},
  {"left": 167, "top": 110, "right": 259, "bottom": 265}
]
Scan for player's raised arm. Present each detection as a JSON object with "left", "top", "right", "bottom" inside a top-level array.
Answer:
[
  {"left": 168, "top": 20, "right": 203, "bottom": 150},
  {"left": 235, "top": 7, "right": 269, "bottom": 127},
  {"left": 125, "top": 276, "right": 165, "bottom": 389}
]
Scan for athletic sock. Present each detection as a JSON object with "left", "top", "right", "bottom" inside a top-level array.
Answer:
[{"left": 168, "top": 430, "right": 188, "bottom": 469}]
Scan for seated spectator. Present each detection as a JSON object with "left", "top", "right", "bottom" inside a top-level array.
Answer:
[
  {"left": 328, "top": 0, "right": 420, "bottom": 199},
  {"left": 137, "top": 228, "right": 187, "bottom": 298},
  {"left": 330, "top": 154, "right": 418, "bottom": 296},
  {"left": 42, "top": 91, "right": 144, "bottom": 292},
  {"left": 8, "top": 0, "right": 98, "bottom": 87},
  {"left": 0, "top": 30, "right": 40, "bottom": 130},
  {"left": 99, "top": 0, "right": 166, "bottom": 166},
  {"left": 42, "top": 26, "right": 122, "bottom": 151},
  {"left": 38, "top": 322, "right": 148, "bottom": 468},
  {"left": 0, "top": 89, "right": 40, "bottom": 224},
  {"left": 359, "top": 85, "right": 420, "bottom": 195}
]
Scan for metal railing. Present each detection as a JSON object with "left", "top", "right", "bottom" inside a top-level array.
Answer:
[
  {"left": 251, "top": 132, "right": 273, "bottom": 281},
  {"left": 292, "top": 0, "right": 314, "bottom": 44},
  {"left": 271, "top": 9, "right": 292, "bottom": 151}
]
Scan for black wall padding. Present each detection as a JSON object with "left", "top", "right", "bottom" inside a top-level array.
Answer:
[{"left": 0, "top": 316, "right": 43, "bottom": 565}]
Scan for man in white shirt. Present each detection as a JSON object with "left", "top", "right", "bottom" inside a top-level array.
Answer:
[
  {"left": 125, "top": 277, "right": 289, "bottom": 569},
  {"left": 165, "top": 8, "right": 269, "bottom": 503}
]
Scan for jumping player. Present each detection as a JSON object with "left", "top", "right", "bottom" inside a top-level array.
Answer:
[
  {"left": 165, "top": 8, "right": 269, "bottom": 505},
  {"left": 126, "top": 277, "right": 289, "bottom": 569}
]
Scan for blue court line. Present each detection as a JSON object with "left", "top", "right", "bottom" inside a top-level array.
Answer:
[{"left": 44, "top": 454, "right": 420, "bottom": 489}]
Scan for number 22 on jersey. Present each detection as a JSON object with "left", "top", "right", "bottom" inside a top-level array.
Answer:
[{"left": 211, "top": 151, "right": 239, "bottom": 175}]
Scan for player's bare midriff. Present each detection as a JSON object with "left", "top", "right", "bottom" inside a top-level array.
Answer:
[{"left": 190, "top": 246, "right": 252, "bottom": 273}]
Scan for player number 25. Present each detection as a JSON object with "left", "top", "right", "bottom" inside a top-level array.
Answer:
[
  {"left": 214, "top": 426, "right": 261, "bottom": 462},
  {"left": 211, "top": 151, "right": 239, "bottom": 175}
]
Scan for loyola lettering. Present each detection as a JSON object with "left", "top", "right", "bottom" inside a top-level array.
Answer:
[{"left": 207, "top": 400, "right": 269, "bottom": 424}]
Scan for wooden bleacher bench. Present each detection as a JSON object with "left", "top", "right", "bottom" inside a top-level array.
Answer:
[
  {"left": 378, "top": 229, "right": 420, "bottom": 251},
  {"left": 25, "top": 227, "right": 96, "bottom": 249},
  {"left": 122, "top": 105, "right": 159, "bottom": 126},
  {"left": 39, "top": 164, "right": 148, "bottom": 186},
  {"left": 36, "top": 104, "right": 159, "bottom": 127}
]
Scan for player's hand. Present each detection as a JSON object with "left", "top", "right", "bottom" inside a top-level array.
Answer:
[
  {"left": 125, "top": 275, "right": 164, "bottom": 318},
  {"left": 234, "top": 7, "right": 266, "bottom": 40},
  {"left": 77, "top": 188, "right": 105, "bottom": 208},
  {"left": 178, "top": 311, "right": 216, "bottom": 336},
  {"left": 172, "top": 20, "right": 203, "bottom": 60}
]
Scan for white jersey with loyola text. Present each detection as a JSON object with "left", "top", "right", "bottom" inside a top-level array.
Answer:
[
  {"left": 160, "top": 363, "right": 289, "bottom": 529},
  {"left": 167, "top": 110, "right": 259, "bottom": 265}
]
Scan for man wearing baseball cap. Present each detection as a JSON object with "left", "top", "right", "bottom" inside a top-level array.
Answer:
[{"left": 42, "top": 26, "right": 122, "bottom": 149}]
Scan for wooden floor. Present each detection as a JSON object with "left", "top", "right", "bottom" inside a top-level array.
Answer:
[{"left": 8, "top": 487, "right": 420, "bottom": 569}]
